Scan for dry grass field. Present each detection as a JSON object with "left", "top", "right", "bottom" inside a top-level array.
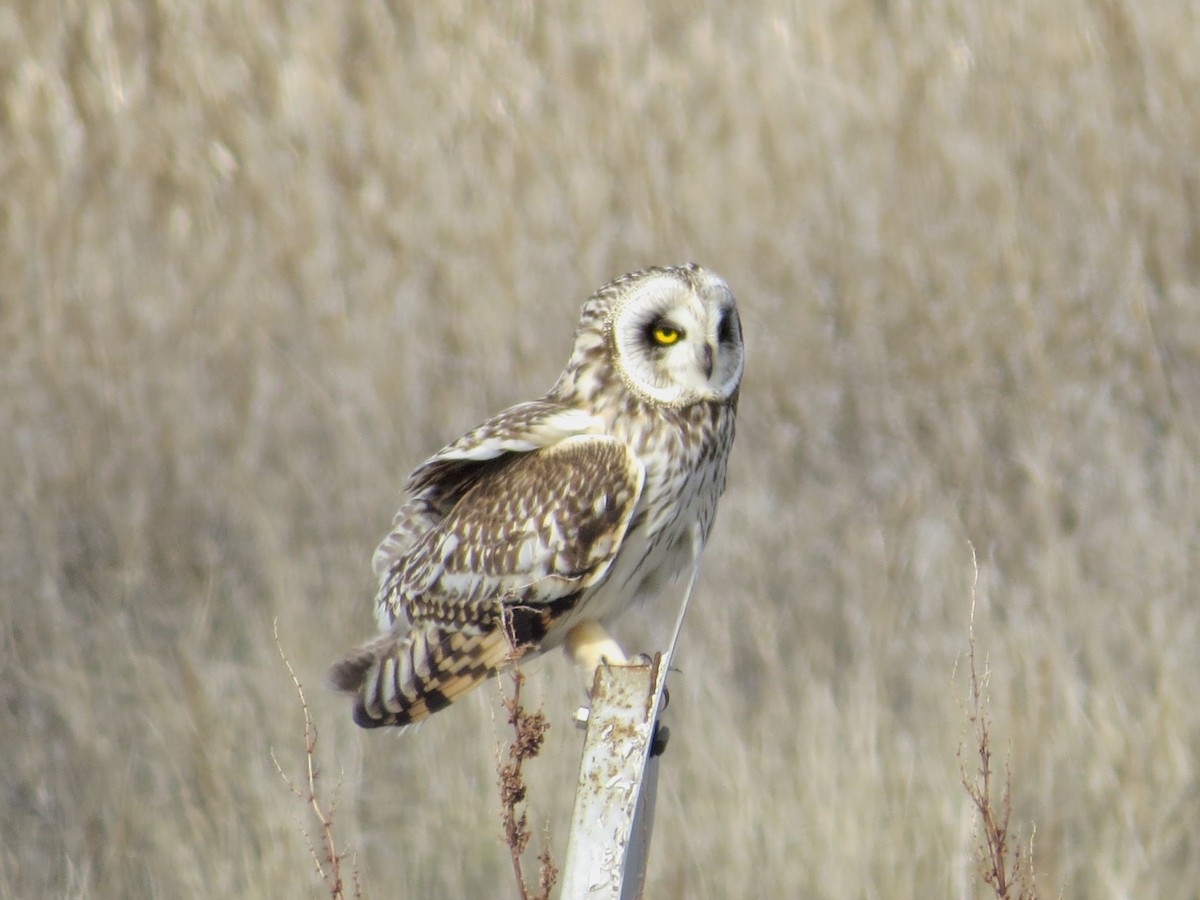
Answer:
[{"left": 3, "top": 1, "right": 1199, "bottom": 897}]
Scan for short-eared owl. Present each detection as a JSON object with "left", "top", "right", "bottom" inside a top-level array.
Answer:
[{"left": 330, "top": 264, "right": 743, "bottom": 728}]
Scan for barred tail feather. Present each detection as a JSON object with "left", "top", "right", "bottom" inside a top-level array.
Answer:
[{"left": 328, "top": 626, "right": 515, "bottom": 729}]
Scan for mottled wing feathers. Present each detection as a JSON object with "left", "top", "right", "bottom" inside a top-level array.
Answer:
[
  {"left": 391, "top": 434, "right": 644, "bottom": 618},
  {"left": 335, "top": 433, "right": 645, "bottom": 728},
  {"left": 407, "top": 401, "right": 604, "bottom": 495},
  {"left": 372, "top": 401, "right": 604, "bottom": 583}
]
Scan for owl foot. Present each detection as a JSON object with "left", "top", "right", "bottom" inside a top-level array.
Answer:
[
  {"left": 650, "top": 722, "right": 670, "bottom": 757},
  {"left": 564, "top": 619, "right": 628, "bottom": 674}
]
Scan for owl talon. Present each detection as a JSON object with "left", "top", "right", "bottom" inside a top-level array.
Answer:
[{"left": 650, "top": 722, "right": 670, "bottom": 757}]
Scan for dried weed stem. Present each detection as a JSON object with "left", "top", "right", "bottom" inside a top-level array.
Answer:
[
  {"left": 959, "top": 552, "right": 1038, "bottom": 900},
  {"left": 495, "top": 620, "right": 556, "bottom": 900},
  {"left": 272, "top": 621, "right": 362, "bottom": 900}
]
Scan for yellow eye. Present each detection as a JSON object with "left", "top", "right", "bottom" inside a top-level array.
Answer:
[{"left": 652, "top": 325, "right": 681, "bottom": 346}]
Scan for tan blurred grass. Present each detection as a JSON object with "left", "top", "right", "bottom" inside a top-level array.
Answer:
[{"left": 2, "top": 1, "right": 1199, "bottom": 897}]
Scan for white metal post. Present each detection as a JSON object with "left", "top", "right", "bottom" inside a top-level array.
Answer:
[{"left": 560, "top": 658, "right": 668, "bottom": 898}]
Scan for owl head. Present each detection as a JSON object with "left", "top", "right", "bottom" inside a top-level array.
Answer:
[{"left": 555, "top": 265, "right": 743, "bottom": 409}]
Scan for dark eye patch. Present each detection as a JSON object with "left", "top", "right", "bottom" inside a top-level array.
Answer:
[
  {"left": 644, "top": 316, "right": 683, "bottom": 347},
  {"left": 717, "top": 308, "right": 739, "bottom": 345}
]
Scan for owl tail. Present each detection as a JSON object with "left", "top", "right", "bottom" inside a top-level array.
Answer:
[{"left": 328, "top": 626, "right": 515, "bottom": 729}]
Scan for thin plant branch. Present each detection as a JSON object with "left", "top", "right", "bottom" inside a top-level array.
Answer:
[
  {"left": 957, "top": 545, "right": 1038, "bottom": 900},
  {"left": 272, "top": 619, "right": 362, "bottom": 900},
  {"left": 494, "top": 606, "right": 556, "bottom": 900}
]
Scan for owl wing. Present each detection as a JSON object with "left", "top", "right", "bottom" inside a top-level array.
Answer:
[
  {"left": 408, "top": 401, "right": 606, "bottom": 493},
  {"left": 371, "top": 401, "right": 606, "bottom": 584},
  {"left": 386, "top": 430, "right": 645, "bottom": 628},
  {"left": 335, "top": 430, "right": 645, "bottom": 728}
]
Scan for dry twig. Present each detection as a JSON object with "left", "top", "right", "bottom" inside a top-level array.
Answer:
[
  {"left": 958, "top": 550, "right": 1038, "bottom": 900},
  {"left": 495, "top": 609, "right": 557, "bottom": 900},
  {"left": 272, "top": 620, "right": 362, "bottom": 900}
]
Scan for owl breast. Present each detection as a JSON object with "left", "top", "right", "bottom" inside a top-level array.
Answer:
[{"left": 540, "top": 393, "right": 736, "bottom": 644}]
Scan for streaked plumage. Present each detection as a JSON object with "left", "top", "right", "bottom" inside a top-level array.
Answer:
[{"left": 330, "top": 264, "right": 743, "bottom": 728}]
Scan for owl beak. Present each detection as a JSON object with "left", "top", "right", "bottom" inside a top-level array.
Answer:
[{"left": 701, "top": 343, "right": 715, "bottom": 379}]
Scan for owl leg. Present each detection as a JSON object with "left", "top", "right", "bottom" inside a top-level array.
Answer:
[{"left": 563, "top": 619, "right": 627, "bottom": 673}]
